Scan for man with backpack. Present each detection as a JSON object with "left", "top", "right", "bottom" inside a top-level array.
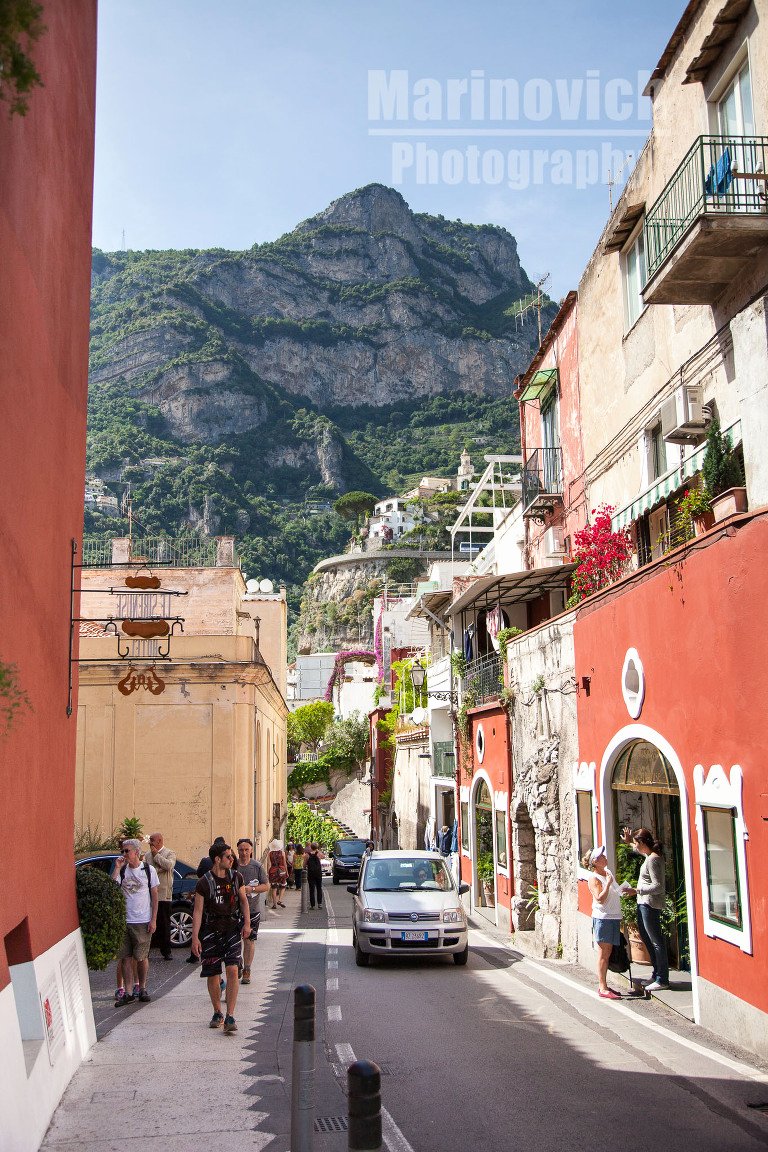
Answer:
[
  {"left": 191, "top": 841, "right": 251, "bottom": 1034},
  {"left": 114, "top": 839, "right": 159, "bottom": 1006}
]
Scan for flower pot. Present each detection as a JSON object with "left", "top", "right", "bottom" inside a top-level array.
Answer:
[
  {"left": 627, "top": 926, "right": 651, "bottom": 966},
  {"left": 692, "top": 510, "right": 716, "bottom": 537},
  {"left": 482, "top": 880, "right": 496, "bottom": 908},
  {"left": 711, "top": 487, "right": 748, "bottom": 524}
]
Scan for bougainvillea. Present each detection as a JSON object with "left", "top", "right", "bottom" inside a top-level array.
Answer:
[
  {"left": 568, "top": 505, "right": 632, "bottom": 605},
  {"left": 324, "top": 649, "right": 377, "bottom": 701}
]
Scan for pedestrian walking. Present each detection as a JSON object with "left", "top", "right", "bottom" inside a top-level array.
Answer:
[
  {"left": 582, "top": 844, "right": 624, "bottom": 1000},
  {"left": 146, "top": 832, "right": 176, "bottom": 960},
  {"left": 236, "top": 837, "right": 269, "bottom": 984},
  {"left": 286, "top": 841, "right": 295, "bottom": 887},
  {"left": 438, "top": 825, "right": 452, "bottom": 857},
  {"left": 186, "top": 835, "right": 227, "bottom": 964},
  {"left": 267, "top": 838, "right": 288, "bottom": 908},
  {"left": 621, "top": 826, "right": 669, "bottom": 991},
  {"left": 306, "top": 842, "right": 323, "bottom": 909},
  {"left": 191, "top": 841, "right": 250, "bottom": 1034},
  {"left": 111, "top": 841, "right": 137, "bottom": 998},
  {"left": 113, "top": 839, "right": 159, "bottom": 1005},
  {"left": 292, "top": 842, "right": 306, "bottom": 893}
]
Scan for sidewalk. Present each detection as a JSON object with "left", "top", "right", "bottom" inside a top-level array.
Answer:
[{"left": 41, "top": 890, "right": 344, "bottom": 1152}]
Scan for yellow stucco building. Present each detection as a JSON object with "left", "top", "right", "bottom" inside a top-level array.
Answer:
[{"left": 75, "top": 537, "right": 288, "bottom": 865}]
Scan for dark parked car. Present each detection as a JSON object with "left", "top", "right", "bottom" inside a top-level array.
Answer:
[
  {"left": 331, "top": 838, "right": 369, "bottom": 885},
  {"left": 74, "top": 851, "right": 198, "bottom": 948}
]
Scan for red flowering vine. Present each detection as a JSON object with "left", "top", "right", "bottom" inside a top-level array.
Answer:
[{"left": 568, "top": 505, "right": 632, "bottom": 604}]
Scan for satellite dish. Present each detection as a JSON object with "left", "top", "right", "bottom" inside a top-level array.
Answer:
[
  {"left": 411, "top": 707, "right": 427, "bottom": 725},
  {"left": 259, "top": 578, "right": 274, "bottom": 594},
  {"left": 246, "top": 578, "right": 259, "bottom": 593}
]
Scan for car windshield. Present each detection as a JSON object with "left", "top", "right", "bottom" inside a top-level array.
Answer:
[
  {"left": 363, "top": 859, "right": 453, "bottom": 892},
  {"left": 336, "top": 841, "right": 367, "bottom": 855}
]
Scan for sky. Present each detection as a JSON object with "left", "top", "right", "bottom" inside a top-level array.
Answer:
[{"left": 93, "top": 0, "right": 678, "bottom": 298}]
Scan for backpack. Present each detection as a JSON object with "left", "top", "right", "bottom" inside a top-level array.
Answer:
[
  {"left": 120, "top": 860, "right": 152, "bottom": 889},
  {"left": 608, "top": 932, "right": 630, "bottom": 974},
  {"left": 203, "top": 868, "right": 243, "bottom": 927},
  {"left": 268, "top": 850, "right": 287, "bottom": 885}
]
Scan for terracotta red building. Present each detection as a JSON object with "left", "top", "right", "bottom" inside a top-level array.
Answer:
[{"left": 0, "top": 3, "right": 98, "bottom": 1146}]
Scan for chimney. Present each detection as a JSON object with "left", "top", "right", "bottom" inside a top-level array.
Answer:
[
  {"left": 112, "top": 537, "right": 130, "bottom": 564},
  {"left": 215, "top": 536, "right": 236, "bottom": 567}
]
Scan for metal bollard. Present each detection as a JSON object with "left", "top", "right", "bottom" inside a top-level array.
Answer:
[
  {"left": 301, "top": 866, "right": 309, "bottom": 913},
  {"left": 291, "top": 985, "right": 315, "bottom": 1152},
  {"left": 348, "top": 1060, "right": 382, "bottom": 1152}
]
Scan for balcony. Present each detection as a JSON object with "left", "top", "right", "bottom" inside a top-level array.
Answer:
[
  {"left": 462, "top": 652, "right": 503, "bottom": 706},
  {"left": 521, "top": 448, "right": 563, "bottom": 521},
  {"left": 644, "top": 136, "right": 768, "bottom": 305},
  {"left": 433, "top": 740, "right": 456, "bottom": 779}
]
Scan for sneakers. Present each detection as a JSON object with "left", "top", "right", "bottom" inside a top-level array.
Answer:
[
  {"left": 645, "top": 980, "right": 670, "bottom": 992},
  {"left": 209, "top": 1011, "right": 224, "bottom": 1029},
  {"left": 137, "top": 988, "right": 151, "bottom": 1003},
  {"left": 114, "top": 988, "right": 133, "bottom": 1006},
  {"left": 242, "top": 967, "right": 251, "bottom": 985},
  {"left": 132, "top": 984, "right": 140, "bottom": 1000},
  {"left": 223, "top": 1015, "right": 237, "bottom": 1034},
  {"left": 598, "top": 988, "right": 622, "bottom": 1000},
  {"left": 186, "top": 954, "right": 199, "bottom": 964}
]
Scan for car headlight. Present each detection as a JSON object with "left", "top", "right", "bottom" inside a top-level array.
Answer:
[
  {"left": 363, "top": 909, "right": 386, "bottom": 923},
  {"left": 442, "top": 909, "right": 465, "bottom": 924}
]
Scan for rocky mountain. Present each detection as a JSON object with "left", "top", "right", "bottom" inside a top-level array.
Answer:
[{"left": 86, "top": 183, "right": 556, "bottom": 630}]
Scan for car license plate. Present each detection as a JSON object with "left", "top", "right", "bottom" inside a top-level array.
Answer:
[{"left": 401, "top": 930, "right": 428, "bottom": 941}]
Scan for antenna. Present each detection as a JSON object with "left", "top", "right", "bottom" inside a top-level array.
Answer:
[
  {"left": 514, "top": 274, "right": 551, "bottom": 345},
  {"left": 121, "top": 228, "right": 126, "bottom": 251}
]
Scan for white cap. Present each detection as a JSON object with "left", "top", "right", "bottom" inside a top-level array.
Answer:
[{"left": 588, "top": 844, "right": 607, "bottom": 866}]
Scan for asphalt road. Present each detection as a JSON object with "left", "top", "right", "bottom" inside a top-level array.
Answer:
[{"left": 315, "top": 884, "right": 768, "bottom": 1152}]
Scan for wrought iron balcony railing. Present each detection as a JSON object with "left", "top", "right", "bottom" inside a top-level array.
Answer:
[
  {"left": 462, "top": 652, "right": 503, "bottom": 706},
  {"left": 645, "top": 135, "right": 768, "bottom": 281},
  {"left": 521, "top": 447, "right": 563, "bottom": 519}
]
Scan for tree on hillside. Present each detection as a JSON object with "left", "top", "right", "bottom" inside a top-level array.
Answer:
[
  {"left": 333, "top": 491, "right": 377, "bottom": 522},
  {"left": 322, "top": 713, "right": 370, "bottom": 773},
  {"left": 287, "top": 700, "right": 335, "bottom": 757}
]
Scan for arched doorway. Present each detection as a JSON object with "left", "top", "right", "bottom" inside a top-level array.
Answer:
[
  {"left": 473, "top": 777, "right": 496, "bottom": 922},
  {"left": 610, "top": 739, "right": 690, "bottom": 976}
]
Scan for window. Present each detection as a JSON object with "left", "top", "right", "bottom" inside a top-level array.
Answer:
[
  {"left": 702, "top": 807, "right": 742, "bottom": 929},
  {"left": 495, "top": 809, "right": 508, "bottom": 870},
  {"left": 576, "top": 791, "right": 594, "bottom": 863},
  {"left": 718, "top": 60, "right": 754, "bottom": 137},
  {"left": 460, "top": 802, "right": 469, "bottom": 853},
  {"left": 623, "top": 229, "right": 647, "bottom": 330},
  {"left": 647, "top": 422, "right": 667, "bottom": 483}
]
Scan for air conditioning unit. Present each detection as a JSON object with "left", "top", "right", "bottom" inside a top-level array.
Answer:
[
  {"left": 543, "top": 526, "right": 566, "bottom": 556},
  {"left": 660, "top": 384, "right": 706, "bottom": 444}
]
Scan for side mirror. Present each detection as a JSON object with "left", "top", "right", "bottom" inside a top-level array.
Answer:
[
  {"left": 458, "top": 882, "right": 470, "bottom": 895},
  {"left": 347, "top": 885, "right": 358, "bottom": 895}
]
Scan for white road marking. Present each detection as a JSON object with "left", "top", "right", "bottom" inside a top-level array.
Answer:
[
  {"left": 335, "top": 1042, "right": 355, "bottom": 1064},
  {"left": 336, "top": 1043, "right": 416, "bottom": 1152},
  {"left": 326, "top": 977, "right": 339, "bottom": 991},
  {"left": 471, "top": 929, "right": 768, "bottom": 1084},
  {"left": 327, "top": 1004, "right": 342, "bottom": 1021},
  {"left": 327, "top": 960, "right": 338, "bottom": 969}
]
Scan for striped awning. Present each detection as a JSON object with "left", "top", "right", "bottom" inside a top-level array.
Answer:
[{"left": 612, "top": 419, "right": 741, "bottom": 531}]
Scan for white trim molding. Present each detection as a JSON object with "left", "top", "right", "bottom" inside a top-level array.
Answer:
[
  {"left": 693, "top": 763, "right": 752, "bottom": 954},
  {"left": 573, "top": 760, "right": 598, "bottom": 880},
  {"left": 469, "top": 769, "right": 499, "bottom": 926},
  {"left": 621, "top": 648, "right": 645, "bottom": 719},
  {"left": 598, "top": 723, "right": 700, "bottom": 1024},
  {"left": 494, "top": 791, "right": 510, "bottom": 877}
]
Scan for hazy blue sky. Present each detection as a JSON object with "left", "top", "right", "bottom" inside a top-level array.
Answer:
[{"left": 93, "top": 0, "right": 678, "bottom": 297}]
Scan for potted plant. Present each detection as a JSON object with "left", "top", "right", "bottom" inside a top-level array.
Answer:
[
  {"left": 477, "top": 851, "right": 496, "bottom": 907},
  {"left": 702, "top": 416, "right": 747, "bottom": 523},
  {"left": 677, "top": 486, "right": 714, "bottom": 538}
]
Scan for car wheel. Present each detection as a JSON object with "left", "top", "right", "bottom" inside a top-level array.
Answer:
[
  {"left": 169, "top": 904, "right": 194, "bottom": 949},
  {"left": 354, "top": 933, "right": 370, "bottom": 967},
  {"left": 453, "top": 945, "right": 469, "bottom": 966}
]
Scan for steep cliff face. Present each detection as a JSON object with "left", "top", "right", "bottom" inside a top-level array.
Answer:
[{"left": 86, "top": 184, "right": 554, "bottom": 621}]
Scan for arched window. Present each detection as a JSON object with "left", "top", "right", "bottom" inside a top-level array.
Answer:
[{"left": 611, "top": 740, "right": 679, "bottom": 796}]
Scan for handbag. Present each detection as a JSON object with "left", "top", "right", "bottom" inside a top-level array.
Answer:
[{"left": 608, "top": 931, "right": 630, "bottom": 974}]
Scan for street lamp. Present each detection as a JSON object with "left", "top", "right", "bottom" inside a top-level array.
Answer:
[{"left": 409, "top": 662, "right": 454, "bottom": 704}]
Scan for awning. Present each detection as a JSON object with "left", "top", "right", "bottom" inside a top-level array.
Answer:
[
  {"left": 518, "top": 368, "right": 558, "bottom": 406},
  {"left": 407, "top": 588, "right": 454, "bottom": 622},
  {"left": 446, "top": 562, "right": 576, "bottom": 618},
  {"left": 612, "top": 419, "right": 742, "bottom": 530}
]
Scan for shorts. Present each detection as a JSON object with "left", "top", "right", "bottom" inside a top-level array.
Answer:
[
  {"left": 247, "top": 913, "right": 261, "bottom": 941},
  {"left": 200, "top": 925, "right": 243, "bottom": 977},
  {"left": 593, "top": 917, "right": 621, "bottom": 946},
  {"left": 119, "top": 923, "right": 152, "bottom": 962}
]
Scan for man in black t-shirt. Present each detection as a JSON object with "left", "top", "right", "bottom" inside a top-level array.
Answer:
[{"left": 191, "top": 842, "right": 250, "bottom": 1034}]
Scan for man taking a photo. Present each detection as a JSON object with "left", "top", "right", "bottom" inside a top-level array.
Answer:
[
  {"left": 191, "top": 842, "right": 250, "bottom": 1034},
  {"left": 114, "top": 839, "right": 159, "bottom": 1005}
]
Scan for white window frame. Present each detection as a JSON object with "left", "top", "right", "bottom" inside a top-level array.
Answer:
[
  {"left": 573, "top": 760, "right": 598, "bottom": 880},
  {"left": 643, "top": 419, "right": 668, "bottom": 485},
  {"left": 460, "top": 786, "right": 470, "bottom": 857},
  {"left": 622, "top": 224, "right": 647, "bottom": 332},
  {"left": 707, "top": 44, "right": 754, "bottom": 135},
  {"left": 693, "top": 763, "right": 752, "bottom": 953},
  {"left": 494, "top": 791, "right": 510, "bottom": 876}
]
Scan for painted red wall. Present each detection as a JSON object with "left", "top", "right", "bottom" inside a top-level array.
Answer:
[
  {"left": 0, "top": 1, "right": 97, "bottom": 989},
  {"left": 574, "top": 513, "right": 768, "bottom": 1013}
]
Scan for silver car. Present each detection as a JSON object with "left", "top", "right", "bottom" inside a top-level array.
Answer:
[{"left": 349, "top": 850, "right": 470, "bottom": 966}]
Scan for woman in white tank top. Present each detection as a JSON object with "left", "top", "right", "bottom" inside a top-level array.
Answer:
[{"left": 582, "top": 844, "right": 623, "bottom": 1000}]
